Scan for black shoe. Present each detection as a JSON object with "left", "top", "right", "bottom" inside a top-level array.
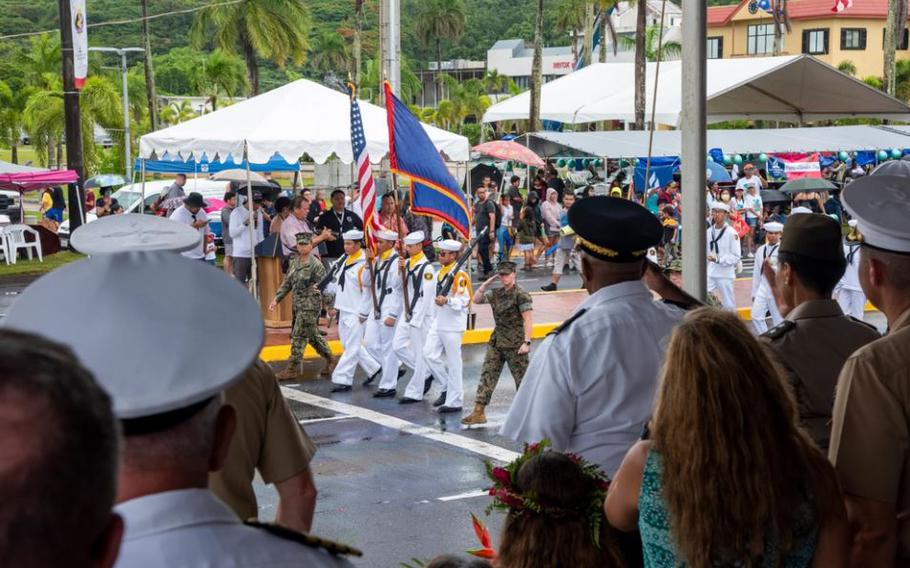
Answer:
[
  {"left": 432, "top": 392, "right": 447, "bottom": 407},
  {"left": 423, "top": 376, "right": 434, "bottom": 395},
  {"left": 398, "top": 367, "right": 407, "bottom": 379},
  {"left": 438, "top": 405, "right": 463, "bottom": 414},
  {"left": 398, "top": 397, "right": 422, "bottom": 404},
  {"left": 330, "top": 384, "right": 352, "bottom": 393},
  {"left": 373, "top": 388, "right": 396, "bottom": 398},
  {"left": 540, "top": 283, "right": 557, "bottom": 292},
  {"left": 363, "top": 368, "right": 381, "bottom": 386}
]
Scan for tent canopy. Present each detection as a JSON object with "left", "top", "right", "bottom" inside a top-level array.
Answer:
[
  {"left": 134, "top": 153, "right": 300, "bottom": 174},
  {"left": 524, "top": 125, "right": 910, "bottom": 159},
  {"left": 483, "top": 55, "right": 910, "bottom": 126},
  {"left": 0, "top": 160, "right": 79, "bottom": 191},
  {"left": 140, "top": 79, "right": 470, "bottom": 164}
]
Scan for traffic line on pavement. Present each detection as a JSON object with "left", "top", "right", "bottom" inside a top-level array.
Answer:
[
  {"left": 436, "top": 489, "right": 489, "bottom": 502},
  {"left": 280, "top": 387, "right": 521, "bottom": 463},
  {"left": 298, "top": 415, "right": 357, "bottom": 425}
]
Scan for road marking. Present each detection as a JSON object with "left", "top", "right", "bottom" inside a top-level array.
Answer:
[
  {"left": 437, "top": 489, "right": 489, "bottom": 502},
  {"left": 280, "top": 387, "right": 520, "bottom": 463},
  {"left": 298, "top": 415, "right": 356, "bottom": 425}
]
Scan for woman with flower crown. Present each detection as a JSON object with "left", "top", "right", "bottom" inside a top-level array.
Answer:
[{"left": 604, "top": 308, "right": 849, "bottom": 568}]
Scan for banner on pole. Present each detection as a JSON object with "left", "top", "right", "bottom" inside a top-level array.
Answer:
[
  {"left": 768, "top": 152, "right": 822, "bottom": 180},
  {"left": 71, "top": 0, "right": 88, "bottom": 89}
]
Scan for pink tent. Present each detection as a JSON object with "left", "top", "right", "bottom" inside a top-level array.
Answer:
[{"left": 0, "top": 160, "right": 79, "bottom": 191}]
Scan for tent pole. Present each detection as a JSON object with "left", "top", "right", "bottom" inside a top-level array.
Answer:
[
  {"left": 643, "top": 0, "right": 668, "bottom": 203},
  {"left": 139, "top": 158, "right": 146, "bottom": 214},
  {"left": 245, "top": 142, "right": 258, "bottom": 300}
]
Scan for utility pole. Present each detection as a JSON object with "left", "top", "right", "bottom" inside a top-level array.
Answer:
[
  {"left": 90, "top": 47, "right": 144, "bottom": 181},
  {"left": 141, "top": 0, "right": 159, "bottom": 131},
  {"left": 58, "top": 0, "right": 85, "bottom": 234},
  {"left": 380, "top": 0, "right": 401, "bottom": 97}
]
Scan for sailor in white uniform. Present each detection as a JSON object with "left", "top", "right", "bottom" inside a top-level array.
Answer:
[
  {"left": 3, "top": 214, "right": 358, "bottom": 568},
  {"left": 501, "top": 196, "right": 684, "bottom": 477},
  {"left": 424, "top": 239, "right": 471, "bottom": 413},
  {"left": 328, "top": 230, "right": 381, "bottom": 392},
  {"left": 751, "top": 221, "right": 784, "bottom": 333},
  {"left": 836, "top": 219, "right": 867, "bottom": 320},
  {"left": 395, "top": 231, "right": 441, "bottom": 403},
  {"left": 707, "top": 201, "right": 742, "bottom": 310},
  {"left": 363, "top": 229, "right": 403, "bottom": 398}
]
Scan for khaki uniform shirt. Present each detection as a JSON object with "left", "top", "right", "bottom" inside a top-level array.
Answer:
[
  {"left": 210, "top": 360, "right": 317, "bottom": 521},
  {"left": 761, "top": 299, "right": 880, "bottom": 451},
  {"left": 830, "top": 308, "right": 910, "bottom": 558}
]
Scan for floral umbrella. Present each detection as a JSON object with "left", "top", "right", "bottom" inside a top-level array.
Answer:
[{"left": 472, "top": 141, "right": 546, "bottom": 168}]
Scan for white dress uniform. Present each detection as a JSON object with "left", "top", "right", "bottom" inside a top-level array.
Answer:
[
  {"left": 115, "top": 489, "right": 353, "bottom": 567},
  {"left": 836, "top": 223, "right": 866, "bottom": 320},
  {"left": 328, "top": 236, "right": 381, "bottom": 387},
  {"left": 501, "top": 281, "right": 684, "bottom": 477},
  {"left": 707, "top": 217, "right": 742, "bottom": 310},
  {"left": 424, "top": 242, "right": 471, "bottom": 409},
  {"left": 750, "top": 226, "right": 783, "bottom": 333},
  {"left": 364, "top": 239, "right": 403, "bottom": 392}
]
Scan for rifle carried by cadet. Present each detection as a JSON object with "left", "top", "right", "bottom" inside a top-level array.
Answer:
[
  {"left": 318, "top": 254, "right": 348, "bottom": 292},
  {"left": 436, "top": 226, "right": 489, "bottom": 297}
]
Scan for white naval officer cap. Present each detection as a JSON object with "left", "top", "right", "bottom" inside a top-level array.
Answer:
[
  {"left": 3, "top": 215, "right": 264, "bottom": 425},
  {"left": 842, "top": 174, "right": 910, "bottom": 253},
  {"left": 403, "top": 231, "right": 424, "bottom": 245},
  {"left": 342, "top": 229, "right": 364, "bottom": 241},
  {"left": 71, "top": 212, "right": 200, "bottom": 255},
  {"left": 439, "top": 239, "right": 463, "bottom": 252},
  {"left": 375, "top": 228, "right": 399, "bottom": 241},
  {"left": 848, "top": 219, "right": 859, "bottom": 229},
  {"left": 790, "top": 206, "right": 813, "bottom": 215},
  {"left": 764, "top": 222, "right": 783, "bottom": 233},
  {"left": 710, "top": 202, "right": 729, "bottom": 212}
]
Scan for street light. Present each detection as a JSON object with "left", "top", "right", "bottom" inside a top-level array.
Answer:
[{"left": 89, "top": 47, "right": 145, "bottom": 181}]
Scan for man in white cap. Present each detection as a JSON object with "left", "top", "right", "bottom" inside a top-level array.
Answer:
[
  {"left": 829, "top": 175, "right": 910, "bottom": 565},
  {"left": 396, "top": 230, "right": 440, "bottom": 403},
  {"left": 707, "top": 201, "right": 741, "bottom": 310},
  {"left": 364, "top": 228, "right": 403, "bottom": 397},
  {"left": 326, "top": 229, "right": 381, "bottom": 393},
  {"left": 750, "top": 221, "right": 784, "bottom": 333},
  {"left": 169, "top": 192, "right": 209, "bottom": 261},
  {"left": 424, "top": 239, "right": 471, "bottom": 413},
  {"left": 835, "top": 219, "right": 866, "bottom": 320},
  {"left": 790, "top": 205, "right": 814, "bottom": 215},
  {"left": 3, "top": 216, "right": 357, "bottom": 567}
]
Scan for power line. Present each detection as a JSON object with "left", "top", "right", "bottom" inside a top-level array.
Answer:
[{"left": 0, "top": 0, "right": 244, "bottom": 41}]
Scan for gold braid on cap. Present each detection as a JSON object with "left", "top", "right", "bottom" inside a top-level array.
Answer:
[{"left": 576, "top": 236, "right": 647, "bottom": 258}]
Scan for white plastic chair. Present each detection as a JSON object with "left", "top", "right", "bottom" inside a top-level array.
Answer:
[
  {"left": 5, "top": 224, "right": 42, "bottom": 264},
  {"left": 0, "top": 227, "right": 9, "bottom": 265}
]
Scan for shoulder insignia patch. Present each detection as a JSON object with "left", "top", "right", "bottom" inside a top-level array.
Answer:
[
  {"left": 848, "top": 315, "right": 880, "bottom": 333},
  {"left": 547, "top": 308, "right": 588, "bottom": 336},
  {"left": 761, "top": 319, "right": 796, "bottom": 340},
  {"left": 424, "top": 272, "right": 434, "bottom": 281},
  {"left": 244, "top": 521, "right": 363, "bottom": 557}
]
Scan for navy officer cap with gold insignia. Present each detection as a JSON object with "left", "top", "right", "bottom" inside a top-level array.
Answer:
[{"left": 567, "top": 196, "right": 662, "bottom": 262}]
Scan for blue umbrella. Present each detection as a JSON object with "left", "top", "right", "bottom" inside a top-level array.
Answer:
[{"left": 706, "top": 161, "right": 732, "bottom": 183}]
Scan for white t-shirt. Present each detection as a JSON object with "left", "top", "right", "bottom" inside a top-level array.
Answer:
[
  {"left": 501, "top": 203, "right": 513, "bottom": 228},
  {"left": 169, "top": 205, "right": 208, "bottom": 259},
  {"left": 735, "top": 174, "right": 763, "bottom": 193},
  {"left": 743, "top": 192, "right": 763, "bottom": 220}
]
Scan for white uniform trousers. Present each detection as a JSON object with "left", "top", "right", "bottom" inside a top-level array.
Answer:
[
  {"left": 751, "top": 292, "right": 783, "bottom": 334},
  {"left": 331, "top": 313, "right": 380, "bottom": 386},
  {"left": 424, "top": 328, "right": 464, "bottom": 408},
  {"left": 708, "top": 276, "right": 736, "bottom": 310},
  {"left": 397, "top": 323, "right": 436, "bottom": 400},
  {"left": 365, "top": 317, "right": 400, "bottom": 391},
  {"left": 837, "top": 289, "right": 866, "bottom": 320}
]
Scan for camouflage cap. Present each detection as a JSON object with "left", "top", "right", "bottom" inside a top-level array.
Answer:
[
  {"left": 664, "top": 257, "right": 683, "bottom": 272},
  {"left": 295, "top": 232, "right": 314, "bottom": 245},
  {"left": 497, "top": 261, "right": 517, "bottom": 274}
]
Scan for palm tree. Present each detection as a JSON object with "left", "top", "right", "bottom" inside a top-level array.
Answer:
[
  {"left": 619, "top": 26, "right": 682, "bottom": 61},
  {"left": 415, "top": 0, "right": 467, "bottom": 104},
  {"left": 160, "top": 100, "right": 198, "bottom": 126},
  {"left": 597, "top": 0, "right": 621, "bottom": 62},
  {"left": 556, "top": 0, "right": 585, "bottom": 65},
  {"left": 23, "top": 34, "right": 61, "bottom": 90},
  {"left": 634, "top": 0, "right": 646, "bottom": 129},
  {"left": 361, "top": 58, "right": 422, "bottom": 105},
  {"left": 0, "top": 82, "right": 33, "bottom": 164},
  {"left": 190, "top": 0, "right": 312, "bottom": 96},
  {"left": 310, "top": 31, "right": 349, "bottom": 78},
  {"left": 530, "top": 0, "right": 545, "bottom": 132},
  {"left": 140, "top": 0, "right": 159, "bottom": 131},
  {"left": 483, "top": 70, "right": 509, "bottom": 94},
  {"left": 352, "top": 0, "right": 365, "bottom": 90},
  {"left": 193, "top": 50, "right": 249, "bottom": 112},
  {"left": 883, "top": 0, "right": 904, "bottom": 96},
  {"left": 771, "top": 0, "right": 791, "bottom": 55}
]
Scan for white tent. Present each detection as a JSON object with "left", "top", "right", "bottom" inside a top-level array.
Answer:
[
  {"left": 140, "top": 79, "right": 470, "bottom": 164},
  {"left": 483, "top": 55, "right": 910, "bottom": 126}
]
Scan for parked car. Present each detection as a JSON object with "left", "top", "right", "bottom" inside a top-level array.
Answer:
[{"left": 0, "top": 190, "right": 22, "bottom": 221}]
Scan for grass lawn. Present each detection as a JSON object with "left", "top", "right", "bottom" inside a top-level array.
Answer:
[
  {"left": 0, "top": 147, "right": 42, "bottom": 166},
  {"left": 0, "top": 251, "right": 84, "bottom": 278}
]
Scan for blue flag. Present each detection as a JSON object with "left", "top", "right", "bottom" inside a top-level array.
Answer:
[
  {"left": 384, "top": 82, "right": 471, "bottom": 238},
  {"left": 633, "top": 157, "right": 679, "bottom": 194}
]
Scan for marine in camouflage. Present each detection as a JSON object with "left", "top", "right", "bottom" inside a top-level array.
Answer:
[
  {"left": 276, "top": 254, "right": 332, "bottom": 363},
  {"left": 476, "top": 285, "right": 533, "bottom": 407}
]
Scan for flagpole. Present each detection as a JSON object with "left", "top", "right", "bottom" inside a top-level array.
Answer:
[
  {"left": 245, "top": 142, "right": 258, "bottom": 300},
  {"left": 643, "top": 0, "right": 668, "bottom": 204},
  {"left": 390, "top": 171, "right": 412, "bottom": 321}
]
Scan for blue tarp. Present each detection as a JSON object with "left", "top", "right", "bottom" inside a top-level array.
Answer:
[
  {"left": 134, "top": 153, "right": 300, "bottom": 174},
  {"left": 633, "top": 157, "right": 679, "bottom": 193}
]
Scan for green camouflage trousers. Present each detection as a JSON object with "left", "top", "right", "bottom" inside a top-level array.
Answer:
[
  {"left": 475, "top": 345, "right": 529, "bottom": 407},
  {"left": 289, "top": 310, "right": 332, "bottom": 364}
]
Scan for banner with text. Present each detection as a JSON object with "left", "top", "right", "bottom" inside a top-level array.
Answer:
[
  {"left": 71, "top": 0, "right": 88, "bottom": 89},
  {"left": 769, "top": 152, "right": 822, "bottom": 180}
]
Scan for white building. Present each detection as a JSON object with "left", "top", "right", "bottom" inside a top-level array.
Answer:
[
  {"left": 487, "top": 40, "right": 577, "bottom": 89},
  {"left": 610, "top": 0, "right": 682, "bottom": 35}
]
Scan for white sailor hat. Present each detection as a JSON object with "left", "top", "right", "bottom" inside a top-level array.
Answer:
[
  {"left": 790, "top": 206, "right": 813, "bottom": 215},
  {"left": 848, "top": 219, "right": 859, "bottom": 229},
  {"left": 4, "top": 252, "right": 264, "bottom": 423},
  {"left": 439, "top": 239, "right": 463, "bottom": 252},
  {"left": 375, "top": 229, "right": 399, "bottom": 242},
  {"left": 710, "top": 202, "right": 729, "bottom": 212},
  {"left": 764, "top": 221, "right": 784, "bottom": 233},
  {"left": 71, "top": 214, "right": 200, "bottom": 255},
  {"left": 842, "top": 174, "right": 910, "bottom": 253},
  {"left": 403, "top": 231, "right": 424, "bottom": 245},
  {"left": 342, "top": 229, "right": 364, "bottom": 241}
]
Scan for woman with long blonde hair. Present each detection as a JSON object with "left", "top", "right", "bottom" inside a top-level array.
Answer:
[{"left": 605, "top": 308, "right": 848, "bottom": 568}]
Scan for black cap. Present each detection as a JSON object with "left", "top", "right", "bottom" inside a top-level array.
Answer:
[
  {"left": 780, "top": 213, "right": 845, "bottom": 262},
  {"left": 183, "top": 192, "right": 208, "bottom": 208},
  {"left": 567, "top": 196, "right": 662, "bottom": 262}
]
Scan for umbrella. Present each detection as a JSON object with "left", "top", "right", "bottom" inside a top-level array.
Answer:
[
  {"left": 871, "top": 159, "right": 910, "bottom": 177},
  {"left": 84, "top": 174, "right": 127, "bottom": 190},
  {"left": 706, "top": 161, "right": 731, "bottom": 183},
  {"left": 760, "top": 189, "right": 790, "bottom": 204},
  {"left": 779, "top": 178, "right": 837, "bottom": 194},
  {"left": 472, "top": 141, "right": 545, "bottom": 168},
  {"left": 209, "top": 169, "right": 269, "bottom": 184},
  {"left": 203, "top": 198, "right": 226, "bottom": 214}
]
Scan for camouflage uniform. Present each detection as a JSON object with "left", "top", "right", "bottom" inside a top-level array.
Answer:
[
  {"left": 276, "top": 254, "right": 333, "bottom": 365},
  {"left": 476, "top": 285, "right": 533, "bottom": 406}
]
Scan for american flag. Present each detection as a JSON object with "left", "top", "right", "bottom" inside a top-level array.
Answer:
[
  {"left": 350, "top": 89, "right": 380, "bottom": 252},
  {"left": 831, "top": 0, "right": 852, "bottom": 12}
]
